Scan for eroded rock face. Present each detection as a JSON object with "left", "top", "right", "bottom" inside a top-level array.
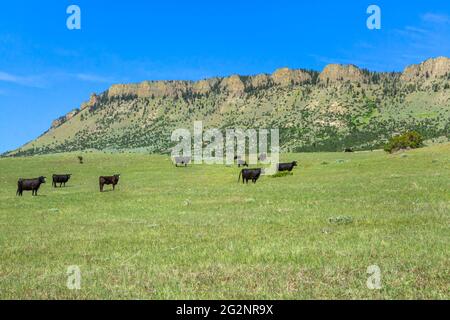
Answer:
[
  {"left": 51, "top": 109, "right": 79, "bottom": 129},
  {"left": 319, "top": 64, "right": 367, "bottom": 83},
  {"left": 192, "top": 78, "right": 220, "bottom": 94},
  {"left": 249, "top": 74, "right": 272, "bottom": 89},
  {"left": 65, "top": 110, "right": 79, "bottom": 121},
  {"left": 219, "top": 75, "right": 246, "bottom": 96},
  {"left": 47, "top": 57, "right": 450, "bottom": 132},
  {"left": 401, "top": 56, "right": 450, "bottom": 82},
  {"left": 51, "top": 117, "right": 66, "bottom": 129},
  {"left": 271, "top": 68, "right": 312, "bottom": 86},
  {"left": 108, "top": 81, "right": 192, "bottom": 98},
  {"left": 81, "top": 93, "right": 99, "bottom": 110},
  {"left": 106, "top": 69, "right": 314, "bottom": 99}
]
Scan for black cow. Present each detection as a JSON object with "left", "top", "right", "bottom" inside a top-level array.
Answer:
[
  {"left": 277, "top": 161, "right": 298, "bottom": 172},
  {"left": 99, "top": 174, "right": 120, "bottom": 192},
  {"left": 344, "top": 148, "right": 354, "bottom": 153},
  {"left": 238, "top": 168, "right": 262, "bottom": 184},
  {"left": 16, "top": 176, "right": 46, "bottom": 196},
  {"left": 52, "top": 174, "right": 72, "bottom": 187}
]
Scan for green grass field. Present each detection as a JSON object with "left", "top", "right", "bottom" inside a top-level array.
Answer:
[{"left": 0, "top": 144, "right": 449, "bottom": 299}]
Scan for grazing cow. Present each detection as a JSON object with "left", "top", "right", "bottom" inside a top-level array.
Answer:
[
  {"left": 16, "top": 176, "right": 46, "bottom": 196},
  {"left": 99, "top": 174, "right": 120, "bottom": 192},
  {"left": 173, "top": 156, "right": 191, "bottom": 167},
  {"left": 277, "top": 161, "right": 298, "bottom": 172},
  {"left": 237, "top": 159, "right": 248, "bottom": 167},
  {"left": 344, "top": 148, "right": 354, "bottom": 153},
  {"left": 238, "top": 168, "right": 262, "bottom": 184},
  {"left": 52, "top": 174, "right": 72, "bottom": 188}
]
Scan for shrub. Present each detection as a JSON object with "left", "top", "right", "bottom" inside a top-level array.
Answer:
[
  {"left": 270, "top": 171, "right": 294, "bottom": 178},
  {"left": 328, "top": 216, "right": 354, "bottom": 225},
  {"left": 384, "top": 131, "right": 424, "bottom": 153}
]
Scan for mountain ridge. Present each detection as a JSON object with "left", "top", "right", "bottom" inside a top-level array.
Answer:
[
  {"left": 52, "top": 56, "right": 450, "bottom": 130},
  {"left": 5, "top": 57, "right": 450, "bottom": 156}
]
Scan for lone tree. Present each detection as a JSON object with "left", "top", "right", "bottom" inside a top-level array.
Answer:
[
  {"left": 77, "top": 155, "right": 83, "bottom": 164},
  {"left": 384, "top": 131, "right": 424, "bottom": 153}
]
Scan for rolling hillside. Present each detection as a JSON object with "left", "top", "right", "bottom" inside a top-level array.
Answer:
[{"left": 5, "top": 57, "right": 450, "bottom": 156}]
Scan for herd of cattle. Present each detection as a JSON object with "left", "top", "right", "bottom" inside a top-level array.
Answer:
[
  {"left": 16, "top": 174, "right": 121, "bottom": 196},
  {"left": 15, "top": 157, "right": 298, "bottom": 196},
  {"left": 239, "top": 161, "right": 298, "bottom": 184}
]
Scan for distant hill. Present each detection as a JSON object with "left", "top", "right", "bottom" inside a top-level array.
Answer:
[{"left": 5, "top": 57, "right": 450, "bottom": 156}]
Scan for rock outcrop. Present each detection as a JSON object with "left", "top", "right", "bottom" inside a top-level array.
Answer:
[
  {"left": 108, "top": 81, "right": 193, "bottom": 99},
  {"left": 219, "top": 75, "right": 246, "bottom": 96},
  {"left": 192, "top": 78, "right": 220, "bottom": 94},
  {"left": 249, "top": 74, "right": 271, "bottom": 89},
  {"left": 271, "top": 68, "right": 312, "bottom": 86},
  {"left": 401, "top": 56, "right": 450, "bottom": 82},
  {"left": 51, "top": 109, "right": 79, "bottom": 129},
  {"left": 106, "top": 68, "right": 316, "bottom": 100},
  {"left": 319, "top": 64, "right": 367, "bottom": 83},
  {"left": 81, "top": 93, "right": 99, "bottom": 110}
]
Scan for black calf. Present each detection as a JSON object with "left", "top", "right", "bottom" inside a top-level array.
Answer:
[
  {"left": 277, "top": 161, "right": 298, "bottom": 172},
  {"left": 238, "top": 168, "right": 262, "bottom": 184},
  {"left": 52, "top": 174, "right": 72, "bottom": 187}
]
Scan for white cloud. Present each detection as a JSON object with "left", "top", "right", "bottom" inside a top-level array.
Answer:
[
  {"left": 0, "top": 71, "right": 46, "bottom": 88},
  {"left": 422, "top": 13, "right": 450, "bottom": 25},
  {"left": 0, "top": 70, "right": 117, "bottom": 88},
  {"left": 311, "top": 12, "right": 450, "bottom": 72},
  {"left": 74, "top": 73, "right": 115, "bottom": 83}
]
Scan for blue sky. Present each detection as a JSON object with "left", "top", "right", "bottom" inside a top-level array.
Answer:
[{"left": 1, "top": 0, "right": 449, "bottom": 153}]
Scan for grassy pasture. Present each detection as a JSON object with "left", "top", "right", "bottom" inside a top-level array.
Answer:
[{"left": 0, "top": 144, "right": 449, "bottom": 299}]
